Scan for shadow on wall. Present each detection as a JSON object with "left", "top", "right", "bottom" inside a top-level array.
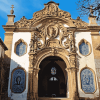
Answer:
[{"left": 1, "top": 54, "right": 27, "bottom": 100}]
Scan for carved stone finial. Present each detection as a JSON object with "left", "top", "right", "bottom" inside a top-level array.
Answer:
[
  {"left": 10, "top": 5, "right": 14, "bottom": 14},
  {"left": 76, "top": 16, "right": 80, "bottom": 20}
]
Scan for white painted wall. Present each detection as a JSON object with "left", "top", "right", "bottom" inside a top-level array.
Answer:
[
  {"left": 75, "top": 32, "right": 99, "bottom": 98},
  {"left": 8, "top": 31, "right": 99, "bottom": 99},
  {"left": 8, "top": 32, "right": 31, "bottom": 100}
]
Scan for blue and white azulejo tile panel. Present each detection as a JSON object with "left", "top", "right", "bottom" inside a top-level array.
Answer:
[
  {"left": 16, "top": 42, "right": 26, "bottom": 56},
  {"left": 12, "top": 69, "right": 25, "bottom": 93},
  {"left": 79, "top": 42, "right": 89, "bottom": 55},
  {"left": 81, "top": 69, "right": 95, "bottom": 93}
]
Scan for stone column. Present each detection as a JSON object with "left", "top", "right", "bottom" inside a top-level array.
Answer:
[
  {"left": 3, "top": 5, "right": 15, "bottom": 65},
  {"left": 66, "top": 53, "right": 79, "bottom": 100},
  {"left": 65, "top": 68, "right": 70, "bottom": 98},
  {"left": 27, "top": 53, "right": 34, "bottom": 100},
  {"left": 28, "top": 31, "right": 39, "bottom": 100},
  {"left": 27, "top": 68, "right": 33, "bottom": 100},
  {"left": 33, "top": 68, "right": 40, "bottom": 100}
]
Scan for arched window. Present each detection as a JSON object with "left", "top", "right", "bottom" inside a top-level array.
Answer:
[
  {"left": 14, "top": 39, "right": 27, "bottom": 56},
  {"left": 49, "top": 77, "right": 58, "bottom": 81},
  {"left": 11, "top": 68, "right": 26, "bottom": 93},
  {"left": 81, "top": 68, "right": 95, "bottom": 93},
  {"left": 51, "top": 67, "right": 56, "bottom": 75},
  {"left": 79, "top": 39, "right": 91, "bottom": 56},
  {"left": 79, "top": 42, "right": 89, "bottom": 55},
  {"left": 16, "top": 42, "right": 26, "bottom": 56}
]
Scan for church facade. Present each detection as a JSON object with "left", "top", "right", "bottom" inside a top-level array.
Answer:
[{"left": 2, "top": 1, "right": 100, "bottom": 100}]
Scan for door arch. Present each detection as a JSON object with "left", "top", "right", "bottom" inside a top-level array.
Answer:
[{"left": 38, "top": 56, "right": 67, "bottom": 97}]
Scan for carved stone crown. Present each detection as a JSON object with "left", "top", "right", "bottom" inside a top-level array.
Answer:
[
  {"left": 14, "top": 1, "right": 88, "bottom": 29},
  {"left": 32, "top": 1, "right": 71, "bottom": 21}
]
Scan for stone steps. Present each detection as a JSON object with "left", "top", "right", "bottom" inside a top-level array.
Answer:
[{"left": 38, "top": 97, "right": 71, "bottom": 100}]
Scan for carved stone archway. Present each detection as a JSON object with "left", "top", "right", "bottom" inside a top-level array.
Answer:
[
  {"left": 27, "top": 9, "right": 79, "bottom": 99},
  {"left": 38, "top": 56, "right": 67, "bottom": 97},
  {"left": 27, "top": 46, "right": 79, "bottom": 100}
]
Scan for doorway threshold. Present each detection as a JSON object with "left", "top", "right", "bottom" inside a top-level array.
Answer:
[{"left": 38, "top": 97, "right": 71, "bottom": 100}]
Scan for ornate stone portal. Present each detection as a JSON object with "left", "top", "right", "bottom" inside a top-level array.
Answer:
[
  {"left": 27, "top": 2, "right": 79, "bottom": 100},
  {"left": 4, "top": 1, "right": 100, "bottom": 100}
]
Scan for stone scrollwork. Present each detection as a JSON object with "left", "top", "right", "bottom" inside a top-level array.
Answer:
[
  {"left": 14, "top": 2, "right": 88, "bottom": 29},
  {"left": 29, "top": 21, "right": 76, "bottom": 54},
  {"left": 33, "top": 2, "right": 71, "bottom": 22},
  {"left": 60, "top": 30, "right": 69, "bottom": 49},
  {"left": 72, "top": 17, "right": 88, "bottom": 28},
  {"left": 14, "top": 16, "right": 32, "bottom": 28}
]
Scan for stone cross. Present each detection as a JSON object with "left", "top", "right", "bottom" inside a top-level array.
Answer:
[
  {"left": 11, "top": 5, "right": 14, "bottom": 10},
  {"left": 10, "top": 5, "right": 14, "bottom": 14}
]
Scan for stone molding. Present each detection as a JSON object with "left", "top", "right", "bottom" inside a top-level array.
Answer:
[
  {"left": 78, "top": 39, "right": 92, "bottom": 56},
  {"left": 27, "top": 18, "right": 79, "bottom": 100},
  {"left": 14, "top": 38, "right": 27, "bottom": 56},
  {"left": 10, "top": 66, "right": 26, "bottom": 93}
]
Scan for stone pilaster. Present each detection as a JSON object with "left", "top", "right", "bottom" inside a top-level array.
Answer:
[
  {"left": 3, "top": 5, "right": 15, "bottom": 65},
  {"left": 65, "top": 53, "right": 79, "bottom": 100},
  {"left": 27, "top": 68, "right": 33, "bottom": 100},
  {"left": 28, "top": 31, "right": 39, "bottom": 100},
  {"left": 69, "top": 53, "right": 79, "bottom": 100},
  {"left": 33, "top": 68, "right": 40, "bottom": 100}
]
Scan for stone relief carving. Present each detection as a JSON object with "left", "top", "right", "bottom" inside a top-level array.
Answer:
[
  {"left": 29, "top": 21, "right": 75, "bottom": 54},
  {"left": 14, "top": 3, "right": 88, "bottom": 28},
  {"left": 32, "top": 3, "right": 71, "bottom": 21},
  {"left": 14, "top": 16, "right": 32, "bottom": 28},
  {"left": 72, "top": 18, "right": 88, "bottom": 28}
]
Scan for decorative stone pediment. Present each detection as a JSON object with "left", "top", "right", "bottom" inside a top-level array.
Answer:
[
  {"left": 32, "top": 1, "right": 71, "bottom": 21},
  {"left": 14, "top": 1, "right": 88, "bottom": 29}
]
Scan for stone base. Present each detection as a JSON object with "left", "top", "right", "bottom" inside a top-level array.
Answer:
[
  {"left": 38, "top": 97, "right": 72, "bottom": 100},
  {"left": 38, "top": 97, "right": 100, "bottom": 100},
  {"left": 79, "top": 97, "right": 100, "bottom": 100}
]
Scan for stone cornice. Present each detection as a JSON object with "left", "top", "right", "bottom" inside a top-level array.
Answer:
[
  {"left": 2, "top": 25, "right": 15, "bottom": 32},
  {"left": 3, "top": 25, "right": 100, "bottom": 33},
  {"left": 87, "top": 26, "right": 100, "bottom": 32}
]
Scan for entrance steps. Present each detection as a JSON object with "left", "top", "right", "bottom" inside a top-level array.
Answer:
[{"left": 38, "top": 97, "right": 71, "bottom": 100}]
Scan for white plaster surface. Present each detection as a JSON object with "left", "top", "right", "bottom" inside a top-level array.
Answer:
[
  {"left": 8, "top": 32, "right": 31, "bottom": 100},
  {"left": 75, "top": 32, "right": 99, "bottom": 98},
  {"left": 8, "top": 31, "right": 100, "bottom": 99}
]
